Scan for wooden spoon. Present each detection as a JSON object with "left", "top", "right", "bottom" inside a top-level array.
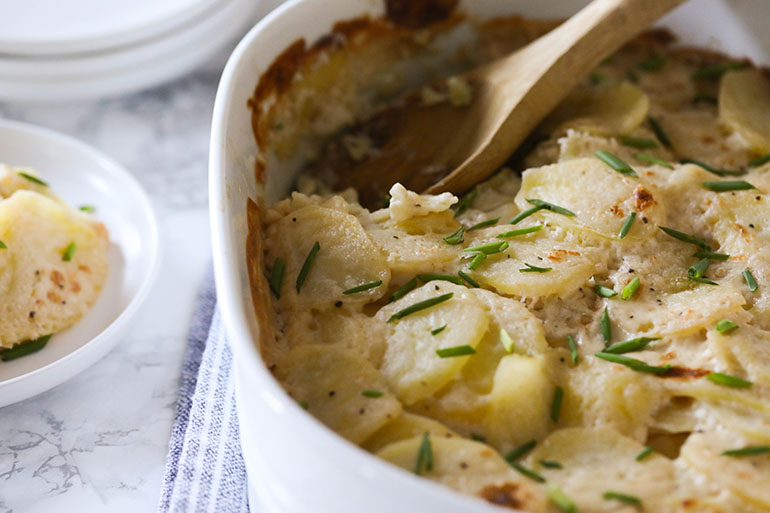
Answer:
[{"left": 307, "top": 0, "right": 686, "bottom": 208}]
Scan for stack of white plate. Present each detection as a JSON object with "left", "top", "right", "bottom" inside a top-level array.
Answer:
[{"left": 0, "top": 0, "right": 261, "bottom": 102}]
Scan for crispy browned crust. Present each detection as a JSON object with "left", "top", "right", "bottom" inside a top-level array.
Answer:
[
  {"left": 385, "top": 0, "right": 458, "bottom": 29},
  {"left": 246, "top": 198, "right": 277, "bottom": 359}
]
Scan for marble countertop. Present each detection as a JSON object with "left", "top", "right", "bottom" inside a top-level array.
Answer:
[{"left": 0, "top": 21, "right": 266, "bottom": 511}]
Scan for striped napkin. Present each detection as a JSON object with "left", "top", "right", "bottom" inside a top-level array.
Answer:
[{"left": 158, "top": 269, "right": 251, "bottom": 513}]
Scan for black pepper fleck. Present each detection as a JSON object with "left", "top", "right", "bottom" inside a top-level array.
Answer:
[
  {"left": 328, "top": 390, "right": 336, "bottom": 397},
  {"left": 29, "top": 311, "right": 35, "bottom": 319},
  {"left": 334, "top": 301, "right": 343, "bottom": 308},
  {"left": 642, "top": 217, "right": 648, "bottom": 224}
]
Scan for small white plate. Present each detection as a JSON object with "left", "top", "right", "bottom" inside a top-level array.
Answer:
[{"left": 0, "top": 119, "right": 160, "bottom": 408}]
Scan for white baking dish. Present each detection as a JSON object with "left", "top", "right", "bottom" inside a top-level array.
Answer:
[{"left": 209, "top": 1, "right": 770, "bottom": 511}]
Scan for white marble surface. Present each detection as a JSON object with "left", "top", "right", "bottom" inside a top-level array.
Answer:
[{"left": 0, "top": 15, "right": 274, "bottom": 510}]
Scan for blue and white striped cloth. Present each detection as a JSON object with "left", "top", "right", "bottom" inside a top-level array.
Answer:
[{"left": 158, "top": 269, "right": 251, "bottom": 513}]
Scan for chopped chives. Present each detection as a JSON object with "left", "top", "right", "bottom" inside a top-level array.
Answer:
[
  {"left": 468, "top": 253, "right": 487, "bottom": 270},
  {"left": 688, "top": 258, "right": 710, "bottom": 278},
  {"left": 511, "top": 463, "right": 546, "bottom": 483},
  {"left": 62, "top": 242, "right": 77, "bottom": 262},
  {"left": 648, "top": 117, "right": 671, "bottom": 147},
  {"left": 590, "top": 71, "right": 607, "bottom": 85},
  {"left": 414, "top": 433, "right": 434, "bottom": 475},
  {"left": 743, "top": 268, "right": 758, "bottom": 292},
  {"left": 505, "top": 440, "right": 537, "bottom": 462},
  {"left": 638, "top": 55, "right": 666, "bottom": 71},
  {"left": 547, "top": 484, "right": 577, "bottom": 513},
  {"left": 343, "top": 280, "right": 382, "bottom": 294},
  {"left": 298, "top": 400, "right": 309, "bottom": 410},
  {"left": 500, "top": 328, "right": 515, "bottom": 354},
  {"left": 619, "top": 212, "right": 636, "bottom": 239},
  {"left": 453, "top": 188, "right": 477, "bottom": 217},
  {"left": 702, "top": 180, "right": 756, "bottom": 192},
  {"left": 539, "top": 460, "right": 563, "bottom": 469},
  {"left": 620, "top": 135, "right": 658, "bottom": 149},
  {"left": 431, "top": 325, "right": 447, "bottom": 336},
  {"left": 527, "top": 199, "right": 576, "bottom": 217},
  {"left": 689, "top": 276, "right": 718, "bottom": 285},
  {"left": 693, "top": 94, "right": 718, "bottom": 105},
  {"left": 0, "top": 335, "right": 51, "bottom": 361},
  {"left": 594, "top": 284, "right": 617, "bottom": 298},
  {"left": 716, "top": 319, "right": 738, "bottom": 334},
  {"left": 520, "top": 263, "right": 552, "bottom": 273},
  {"left": 388, "top": 293, "right": 453, "bottom": 322},
  {"left": 464, "top": 241, "right": 509, "bottom": 254},
  {"left": 706, "top": 372, "right": 752, "bottom": 388},
  {"left": 296, "top": 241, "right": 320, "bottom": 293},
  {"left": 436, "top": 345, "right": 476, "bottom": 358},
  {"left": 635, "top": 152, "right": 673, "bottom": 169},
  {"left": 362, "top": 389, "right": 384, "bottom": 398},
  {"left": 467, "top": 217, "right": 500, "bottom": 231},
  {"left": 600, "top": 307, "right": 612, "bottom": 346},
  {"left": 596, "top": 151, "right": 638, "bottom": 177},
  {"left": 692, "top": 61, "right": 746, "bottom": 79},
  {"left": 604, "top": 337, "right": 659, "bottom": 354},
  {"left": 594, "top": 352, "right": 673, "bottom": 375},
  {"left": 748, "top": 153, "right": 770, "bottom": 168},
  {"left": 693, "top": 250, "right": 729, "bottom": 261},
  {"left": 636, "top": 446, "right": 654, "bottom": 461},
  {"left": 603, "top": 491, "right": 642, "bottom": 507},
  {"left": 458, "top": 271, "right": 479, "bottom": 288},
  {"left": 568, "top": 335, "right": 579, "bottom": 365},
  {"left": 722, "top": 446, "right": 770, "bottom": 457},
  {"left": 510, "top": 205, "right": 543, "bottom": 225},
  {"left": 470, "top": 432, "right": 487, "bottom": 442},
  {"left": 497, "top": 224, "right": 542, "bottom": 239},
  {"left": 681, "top": 158, "right": 744, "bottom": 177},
  {"left": 79, "top": 205, "right": 96, "bottom": 212},
  {"left": 659, "top": 226, "right": 711, "bottom": 249},
  {"left": 382, "top": 193, "right": 391, "bottom": 208},
  {"left": 626, "top": 69, "right": 640, "bottom": 83},
  {"left": 18, "top": 171, "right": 48, "bottom": 186},
  {"left": 443, "top": 227, "right": 465, "bottom": 245},
  {"left": 269, "top": 258, "right": 285, "bottom": 298},
  {"left": 417, "top": 274, "right": 464, "bottom": 285},
  {"left": 0, "top": 240, "right": 6, "bottom": 249},
  {"left": 389, "top": 278, "right": 418, "bottom": 303},
  {"left": 551, "top": 386, "right": 564, "bottom": 422},
  {"left": 621, "top": 277, "right": 640, "bottom": 300}
]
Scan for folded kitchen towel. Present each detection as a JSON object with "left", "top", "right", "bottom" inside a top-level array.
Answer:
[{"left": 158, "top": 268, "right": 251, "bottom": 513}]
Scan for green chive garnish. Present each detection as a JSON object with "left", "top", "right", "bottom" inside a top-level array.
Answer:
[
  {"left": 453, "top": 189, "right": 477, "bottom": 217},
  {"left": 590, "top": 71, "right": 607, "bottom": 85},
  {"left": 465, "top": 241, "right": 509, "bottom": 255},
  {"left": 604, "top": 337, "right": 659, "bottom": 354},
  {"left": 626, "top": 69, "right": 640, "bottom": 83},
  {"left": 527, "top": 199, "right": 576, "bottom": 217},
  {"left": 458, "top": 271, "right": 479, "bottom": 288},
  {"left": 436, "top": 345, "right": 476, "bottom": 358},
  {"left": 621, "top": 277, "right": 640, "bottom": 300},
  {"left": 470, "top": 432, "right": 487, "bottom": 442},
  {"left": 681, "top": 158, "right": 744, "bottom": 177},
  {"left": 659, "top": 226, "right": 711, "bottom": 249},
  {"left": 362, "top": 389, "right": 384, "bottom": 398},
  {"left": 600, "top": 307, "right": 612, "bottom": 346},
  {"left": 443, "top": 227, "right": 465, "bottom": 245},
  {"left": 689, "top": 258, "right": 710, "bottom": 278},
  {"left": 568, "top": 335, "right": 579, "bottom": 365},
  {"left": 619, "top": 212, "right": 636, "bottom": 239},
  {"left": 79, "top": 205, "right": 96, "bottom": 212},
  {"left": 551, "top": 386, "right": 564, "bottom": 422},
  {"left": 689, "top": 276, "right": 718, "bottom": 285},
  {"left": 468, "top": 253, "right": 487, "bottom": 270},
  {"left": 635, "top": 152, "right": 673, "bottom": 169},
  {"left": 520, "top": 263, "right": 552, "bottom": 273},
  {"left": 648, "top": 117, "right": 671, "bottom": 147},
  {"left": 702, "top": 180, "right": 756, "bottom": 192},
  {"left": 722, "top": 446, "right": 770, "bottom": 457},
  {"left": 716, "top": 319, "right": 738, "bottom": 334},
  {"left": 415, "top": 432, "right": 434, "bottom": 475},
  {"left": 692, "top": 61, "right": 746, "bottom": 79},
  {"left": 500, "top": 328, "right": 515, "bottom": 353},
  {"left": 693, "top": 94, "right": 718, "bottom": 105},
  {"left": 388, "top": 293, "right": 453, "bottom": 323},
  {"left": 639, "top": 56, "right": 666, "bottom": 71},
  {"left": 595, "top": 352, "right": 672, "bottom": 375},
  {"left": 467, "top": 217, "right": 500, "bottom": 231},
  {"left": 0, "top": 240, "right": 6, "bottom": 249},
  {"left": 547, "top": 484, "right": 577, "bottom": 513},
  {"left": 743, "top": 268, "right": 758, "bottom": 292},
  {"left": 539, "top": 460, "right": 563, "bottom": 469},
  {"left": 18, "top": 171, "right": 48, "bottom": 186},
  {"left": 497, "top": 224, "right": 542, "bottom": 239},
  {"left": 382, "top": 193, "right": 391, "bottom": 208},
  {"left": 510, "top": 205, "right": 543, "bottom": 225},
  {"left": 748, "top": 153, "right": 770, "bottom": 168},
  {"left": 431, "top": 325, "right": 447, "bottom": 336},
  {"left": 418, "top": 274, "right": 464, "bottom": 285},
  {"left": 603, "top": 491, "right": 642, "bottom": 507},
  {"left": 0, "top": 335, "right": 51, "bottom": 361},
  {"left": 620, "top": 136, "right": 658, "bottom": 149},
  {"left": 269, "top": 258, "right": 285, "bottom": 298},
  {"left": 706, "top": 372, "right": 752, "bottom": 388},
  {"left": 594, "top": 284, "right": 617, "bottom": 298},
  {"left": 511, "top": 463, "right": 546, "bottom": 483},
  {"left": 343, "top": 280, "right": 382, "bottom": 294},
  {"left": 389, "top": 278, "right": 418, "bottom": 303},
  {"left": 296, "top": 241, "right": 320, "bottom": 293},
  {"left": 62, "top": 242, "right": 77, "bottom": 262},
  {"left": 596, "top": 151, "right": 638, "bottom": 177},
  {"left": 636, "top": 446, "right": 654, "bottom": 461},
  {"left": 693, "top": 250, "right": 729, "bottom": 261},
  {"left": 505, "top": 440, "right": 537, "bottom": 462},
  {"left": 298, "top": 400, "right": 309, "bottom": 410}
]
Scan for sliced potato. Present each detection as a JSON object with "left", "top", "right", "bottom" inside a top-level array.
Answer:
[
  {"left": 376, "top": 282, "right": 489, "bottom": 405},
  {"left": 706, "top": 188, "right": 770, "bottom": 257},
  {"left": 720, "top": 69, "right": 770, "bottom": 153},
  {"left": 377, "top": 436, "right": 548, "bottom": 512},
  {"left": 709, "top": 324, "right": 770, "bottom": 387},
  {"left": 362, "top": 412, "right": 458, "bottom": 452},
  {"left": 553, "top": 81, "right": 650, "bottom": 136},
  {"left": 275, "top": 344, "right": 402, "bottom": 444}
]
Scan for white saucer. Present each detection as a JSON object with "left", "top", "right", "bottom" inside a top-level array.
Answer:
[{"left": 0, "top": 119, "right": 160, "bottom": 408}]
